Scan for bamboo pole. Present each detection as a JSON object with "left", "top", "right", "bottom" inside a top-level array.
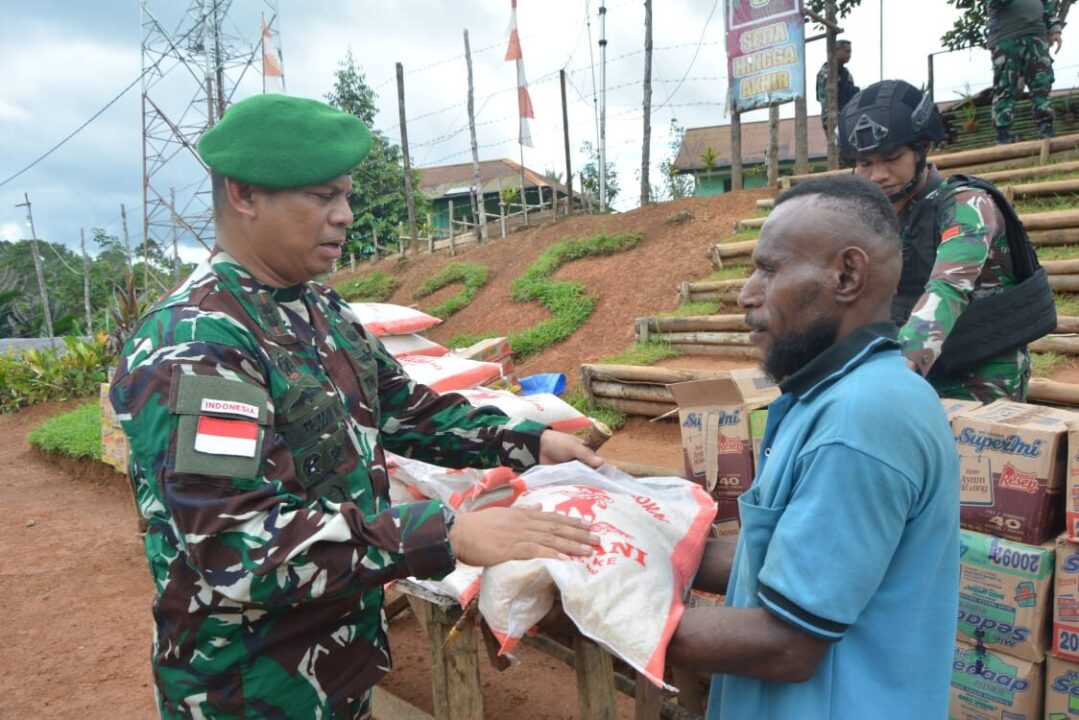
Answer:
[
  {"left": 590, "top": 397, "right": 677, "bottom": 418},
  {"left": 712, "top": 240, "right": 757, "bottom": 260},
  {"left": 1049, "top": 275, "right": 1079, "bottom": 292},
  {"left": 1019, "top": 209, "right": 1079, "bottom": 231},
  {"left": 1027, "top": 378, "right": 1079, "bottom": 406},
  {"left": 1031, "top": 228, "right": 1079, "bottom": 246},
  {"left": 591, "top": 381, "right": 676, "bottom": 404},
  {"left": 668, "top": 344, "right": 760, "bottom": 359},
  {"left": 581, "top": 364, "right": 727, "bottom": 385},
  {"left": 681, "top": 279, "right": 747, "bottom": 293},
  {"left": 1011, "top": 177, "right": 1079, "bottom": 198},
  {"left": 1031, "top": 335, "right": 1079, "bottom": 355},
  {"left": 1058, "top": 316, "right": 1079, "bottom": 333},
  {"left": 978, "top": 160, "right": 1079, "bottom": 184},
  {"left": 649, "top": 331, "right": 753, "bottom": 346},
  {"left": 1043, "top": 260, "right": 1079, "bottom": 275},
  {"left": 636, "top": 315, "right": 751, "bottom": 334},
  {"left": 682, "top": 290, "right": 742, "bottom": 305},
  {"left": 734, "top": 217, "right": 766, "bottom": 232},
  {"left": 756, "top": 198, "right": 775, "bottom": 210}
]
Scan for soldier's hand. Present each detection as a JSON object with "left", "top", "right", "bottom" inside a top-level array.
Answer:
[
  {"left": 1050, "top": 30, "right": 1063, "bottom": 54},
  {"left": 448, "top": 506, "right": 599, "bottom": 566},
  {"left": 538, "top": 429, "right": 605, "bottom": 468}
]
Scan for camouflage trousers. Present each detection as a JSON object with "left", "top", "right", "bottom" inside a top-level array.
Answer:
[
  {"left": 990, "top": 35, "right": 1055, "bottom": 130},
  {"left": 929, "top": 346, "right": 1031, "bottom": 404}
]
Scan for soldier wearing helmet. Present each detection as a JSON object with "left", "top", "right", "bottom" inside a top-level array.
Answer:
[{"left": 838, "top": 80, "right": 1056, "bottom": 402}]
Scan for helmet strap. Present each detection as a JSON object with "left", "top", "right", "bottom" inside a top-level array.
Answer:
[{"left": 887, "top": 146, "right": 928, "bottom": 204}]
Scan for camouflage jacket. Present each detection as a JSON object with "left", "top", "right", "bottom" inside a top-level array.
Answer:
[
  {"left": 110, "top": 250, "right": 546, "bottom": 719},
  {"left": 897, "top": 168, "right": 1026, "bottom": 400},
  {"left": 986, "top": 0, "right": 1061, "bottom": 47},
  {"left": 815, "top": 62, "right": 858, "bottom": 118}
]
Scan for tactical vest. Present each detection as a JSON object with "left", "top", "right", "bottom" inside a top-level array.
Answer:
[{"left": 893, "top": 174, "right": 1056, "bottom": 376}]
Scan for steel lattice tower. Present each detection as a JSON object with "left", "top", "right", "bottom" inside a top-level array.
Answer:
[{"left": 140, "top": 0, "right": 282, "bottom": 258}]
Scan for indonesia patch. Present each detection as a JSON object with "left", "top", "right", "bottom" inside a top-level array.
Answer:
[
  {"left": 194, "top": 415, "right": 258, "bottom": 457},
  {"left": 941, "top": 225, "right": 963, "bottom": 243},
  {"left": 200, "top": 397, "right": 259, "bottom": 419}
]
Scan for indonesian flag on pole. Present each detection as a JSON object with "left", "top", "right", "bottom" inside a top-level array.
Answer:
[
  {"left": 262, "top": 17, "right": 285, "bottom": 93},
  {"left": 195, "top": 415, "right": 259, "bottom": 457},
  {"left": 505, "top": 0, "right": 534, "bottom": 147}
]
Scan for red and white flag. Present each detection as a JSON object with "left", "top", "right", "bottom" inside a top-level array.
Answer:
[
  {"left": 194, "top": 415, "right": 259, "bottom": 457},
  {"left": 262, "top": 17, "right": 285, "bottom": 93},
  {"left": 505, "top": 0, "right": 533, "bottom": 147}
]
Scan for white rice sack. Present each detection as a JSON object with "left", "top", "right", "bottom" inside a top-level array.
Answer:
[
  {"left": 452, "top": 387, "right": 594, "bottom": 433},
  {"left": 379, "top": 333, "right": 449, "bottom": 358},
  {"left": 347, "top": 302, "right": 441, "bottom": 336},
  {"left": 398, "top": 354, "right": 502, "bottom": 393},
  {"left": 479, "top": 462, "right": 716, "bottom": 688},
  {"left": 387, "top": 453, "right": 522, "bottom": 511}
]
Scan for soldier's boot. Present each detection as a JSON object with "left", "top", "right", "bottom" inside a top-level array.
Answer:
[
  {"left": 1038, "top": 121, "right": 1055, "bottom": 139},
  {"left": 996, "top": 125, "right": 1018, "bottom": 144}
]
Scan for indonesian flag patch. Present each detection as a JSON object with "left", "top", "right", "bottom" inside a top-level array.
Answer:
[{"left": 194, "top": 415, "right": 259, "bottom": 457}]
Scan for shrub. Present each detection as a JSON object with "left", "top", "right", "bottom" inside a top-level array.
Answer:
[
  {"left": 28, "top": 401, "right": 102, "bottom": 459},
  {"left": 509, "top": 233, "right": 642, "bottom": 358},
  {"left": 0, "top": 335, "right": 113, "bottom": 413},
  {"left": 336, "top": 271, "right": 400, "bottom": 302},
  {"left": 415, "top": 262, "right": 489, "bottom": 319}
]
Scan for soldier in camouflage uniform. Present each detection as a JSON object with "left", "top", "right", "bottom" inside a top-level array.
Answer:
[
  {"left": 839, "top": 80, "right": 1054, "bottom": 402},
  {"left": 987, "top": 0, "right": 1064, "bottom": 143},
  {"left": 815, "top": 40, "right": 859, "bottom": 135},
  {"left": 110, "top": 94, "right": 602, "bottom": 719}
]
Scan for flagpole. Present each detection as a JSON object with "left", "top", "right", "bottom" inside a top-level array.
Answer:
[
  {"left": 520, "top": 141, "right": 528, "bottom": 226},
  {"left": 261, "top": 12, "right": 266, "bottom": 94}
]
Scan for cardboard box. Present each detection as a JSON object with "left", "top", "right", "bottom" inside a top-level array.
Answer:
[
  {"left": 957, "top": 530, "right": 1054, "bottom": 662},
  {"left": 100, "top": 382, "right": 129, "bottom": 473},
  {"left": 949, "top": 640, "right": 1043, "bottom": 720},
  {"left": 942, "top": 398, "right": 983, "bottom": 421},
  {"left": 1045, "top": 654, "right": 1079, "bottom": 719},
  {"left": 669, "top": 368, "right": 779, "bottom": 508},
  {"left": 1054, "top": 535, "right": 1079, "bottom": 663},
  {"left": 451, "top": 336, "right": 517, "bottom": 387},
  {"left": 951, "top": 400, "right": 1074, "bottom": 545},
  {"left": 748, "top": 407, "right": 769, "bottom": 467},
  {"left": 1066, "top": 421, "right": 1079, "bottom": 543}
]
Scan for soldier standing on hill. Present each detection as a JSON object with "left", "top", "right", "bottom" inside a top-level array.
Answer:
[
  {"left": 816, "top": 39, "right": 859, "bottom": 134},
  {"left": 109, "top": 93, "right": 603, "bottom": 719},
  {"left": 838, "top": 79, "right": 1056, "bottom": 402},
  {"left": 988, "top": 0, "right": 1064, "bottom": 143}
]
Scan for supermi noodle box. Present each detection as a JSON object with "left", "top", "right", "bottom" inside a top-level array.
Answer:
[{"left": 950, "top": 400, "right": 1076, "bottom": 545}]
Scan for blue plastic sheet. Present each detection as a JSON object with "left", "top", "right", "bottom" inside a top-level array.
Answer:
[{"left": 517, "top": 373, "right": 566, "bottom": 396}]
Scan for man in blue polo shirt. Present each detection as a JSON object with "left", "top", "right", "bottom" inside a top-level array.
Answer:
[{"left": 667, "top": 174, "right": 959, "bottom": 719}]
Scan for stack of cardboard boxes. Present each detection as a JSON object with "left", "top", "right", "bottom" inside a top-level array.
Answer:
[{"left": 669, "top": 383, "right": 1079, "bottom": 718}]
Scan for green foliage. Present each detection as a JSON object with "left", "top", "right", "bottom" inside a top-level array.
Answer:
[
  {"left": 509, "top": 233, "right": 642, "bottom": 358},
  {"left": 1032, "top": 351, "right": 1070, "bottom": 378},
  {"left": 659, "top": 120, "right": 695, "bottom": 201},
  {"left": 1054, "top": 292, "right": 1079, "bottom": 316},
  {"left": 447, "top": 332, "right": 500, "bottom": 349},
  {"left": 804, "top": 0, "right": 864, "bottom": 25},
  {"left": 600, "top": 341, "right": 683, "bottom": 366},
  {"left": 707, "top": 265, "right": 752, "bottom": 281},
  {"left": 28, "top": 401, "right": 101, "bottom": 459},
  {"left": 0, "top": 335, "right": 112, "bottom": 413},
  {"left": 722, "top": 228, "right": 760, "bottom": 244},
  {"left": 941, "top": 0, "right": 987, "bottom": 50},
  {"left": 336, "top": 271, "right": 400, "bottom": 302},
  {"left": 564, "top": 387, "right": 627, "bottom": 431},
  {"left": 415, "top": 263, "right": 489, "bottom": 319},
  {"left": 1036, "top": 244, "right": 1079, "bottom": 262},
  {"left": 327, "top": 51, "right": 431, "bottom": 259},
  {"left": 579, "top": 141, "right": 621, "bottom": 208},
  {"left": 700, "top": 146, "right": 719, "bottom": 173}
]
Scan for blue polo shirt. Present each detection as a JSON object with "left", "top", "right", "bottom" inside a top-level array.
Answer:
[{"left": 707, "top": 323, "right": 959, "bottom": 720}]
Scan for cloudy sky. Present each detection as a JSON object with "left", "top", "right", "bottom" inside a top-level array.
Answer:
[{"left": 3, "top": 0, "right": 1079, "bottom": 264}]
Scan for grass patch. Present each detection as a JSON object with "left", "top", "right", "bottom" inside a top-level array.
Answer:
[
  {"left": 415, "top": 262, "right": 489, "bottom": 319},
  {"left": 661, "top": 301, "right": 722, "bottom": 317},
  {"left": 1036, "top": 244, "right": 1079, "bottom": 261},
  {"left": 509, "top": 233, "right": 642, "bottom": 359},
  {"left": 1032, "top": 351, "right": 1071, "bottom": 378},
  {"left": 446, "top": 332, "right": 500, "bottom": 350},
  {"left": 721, "top": 228, "right": 759, "bottom": 245},
  {"left": 336, "top": 271, "right": 400, "bottom": 302},
  {"left": 28, "top": 401, "right": 101, "bottom": 459},
  {"left": 564, "top": 388, "right": 627, "bottom": 431},
  {"left": 600, "top": 341, "right": 683, "bottom": 366},
  {"left": 706, "top": 265, "right": 751, "bottom": 281},
  {"left": 1055, "top": 292, "right": 1079, "bottom": 316},
  {"left": 1015, "top": 195, "right": 1079, "bottom": 214}
]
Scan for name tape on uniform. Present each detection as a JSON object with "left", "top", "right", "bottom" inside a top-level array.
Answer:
[{"left": 201, "top": 397, "right": 259, "bottom": 419}]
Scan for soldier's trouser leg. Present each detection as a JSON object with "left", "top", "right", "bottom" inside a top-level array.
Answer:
[
  {"left": 1023, "top": 36, "right": 1056, "bottom": 126},
  {"left": 991, "top": 40, "right": 1021, "bottom": 132}
]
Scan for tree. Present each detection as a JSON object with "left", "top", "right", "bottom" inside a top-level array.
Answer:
[
  {"left": 579, "top": 141, "right": 620, "bottom": 208},
  {"left": 658, "top": 120, "right": 694, "bottom": 201},
  {"left": 326, "top": 51, "right": 430, "bottom": 258},
  {"left": 941, "top": 0, "right": 988, "bottom": 50}
]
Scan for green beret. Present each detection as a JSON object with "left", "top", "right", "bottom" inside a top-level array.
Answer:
[{"left": 197, "top": 94, "right": 372, "bottom": 188}]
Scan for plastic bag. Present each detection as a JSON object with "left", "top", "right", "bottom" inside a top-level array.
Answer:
[
  {"left": 452, "top": 387, "right": 593, "bottom": 433},
  {"left": 347, "top": 302, "right": 441, "bottom": 336},
  {"left": 517, "top": 373, "right": 566, "bottom": 396},
  {"left": 380, "top": 333, "right": 449, "bottom": 358}
]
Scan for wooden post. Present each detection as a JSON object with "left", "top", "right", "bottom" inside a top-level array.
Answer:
[
  {"left": 731, "top": 110, "right": 743, "bottom": 191},
  {"left": 498, "top": 177, "right": 507, "bottom": 238},
  {"left": 427, "top": 212, "right": 435, "bottom": 253},
  {"left": 448, "top": 199, "right": 456, "bottom": 257},
  {"left": 464, "top": 30, "right": 488, "bottom": 244},
  {"left": 561, "top": 69, "right": 574, "bottom": 215},
  {"left": 825, "top": 0, "right": 839, "bottom": 170},
  {"left": 418, "top": 601, "right": 484, "bottom": 720},
  {"left": 635, "top": 673, "right": 662, "bottom": 720},
  {"left": 640, "top": 0, "right": 653, "bottom": 206},
  {"left": 16, "top": 194, "right": 54, "bottom": 341},
  {"left": 767, "top": 102, "right": 780, "bottom": 186},
  {"left": 80, "top": 228, "right": 92, "bottom": 334},
  {"left": 795, "top": 57, "right": 809, "bottom": 174},
  {"left": 349, "top": 252, "right": 355, "bottom": 272},
  {"left": 520, "top": 144, "right": 529, "bottom": 225},
  {"left": 371, "top": 225, "right": 380, "bottom": 262},
  {"left": 573, "top": 634, "right": 618, "bottom": 720},
  {"left": 396, "top": 62, "right": 420, "bottom": 255}
]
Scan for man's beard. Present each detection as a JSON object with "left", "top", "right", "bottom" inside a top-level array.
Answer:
[{"left": 762, "top": 316, "right": 840, "bottom": 384}]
